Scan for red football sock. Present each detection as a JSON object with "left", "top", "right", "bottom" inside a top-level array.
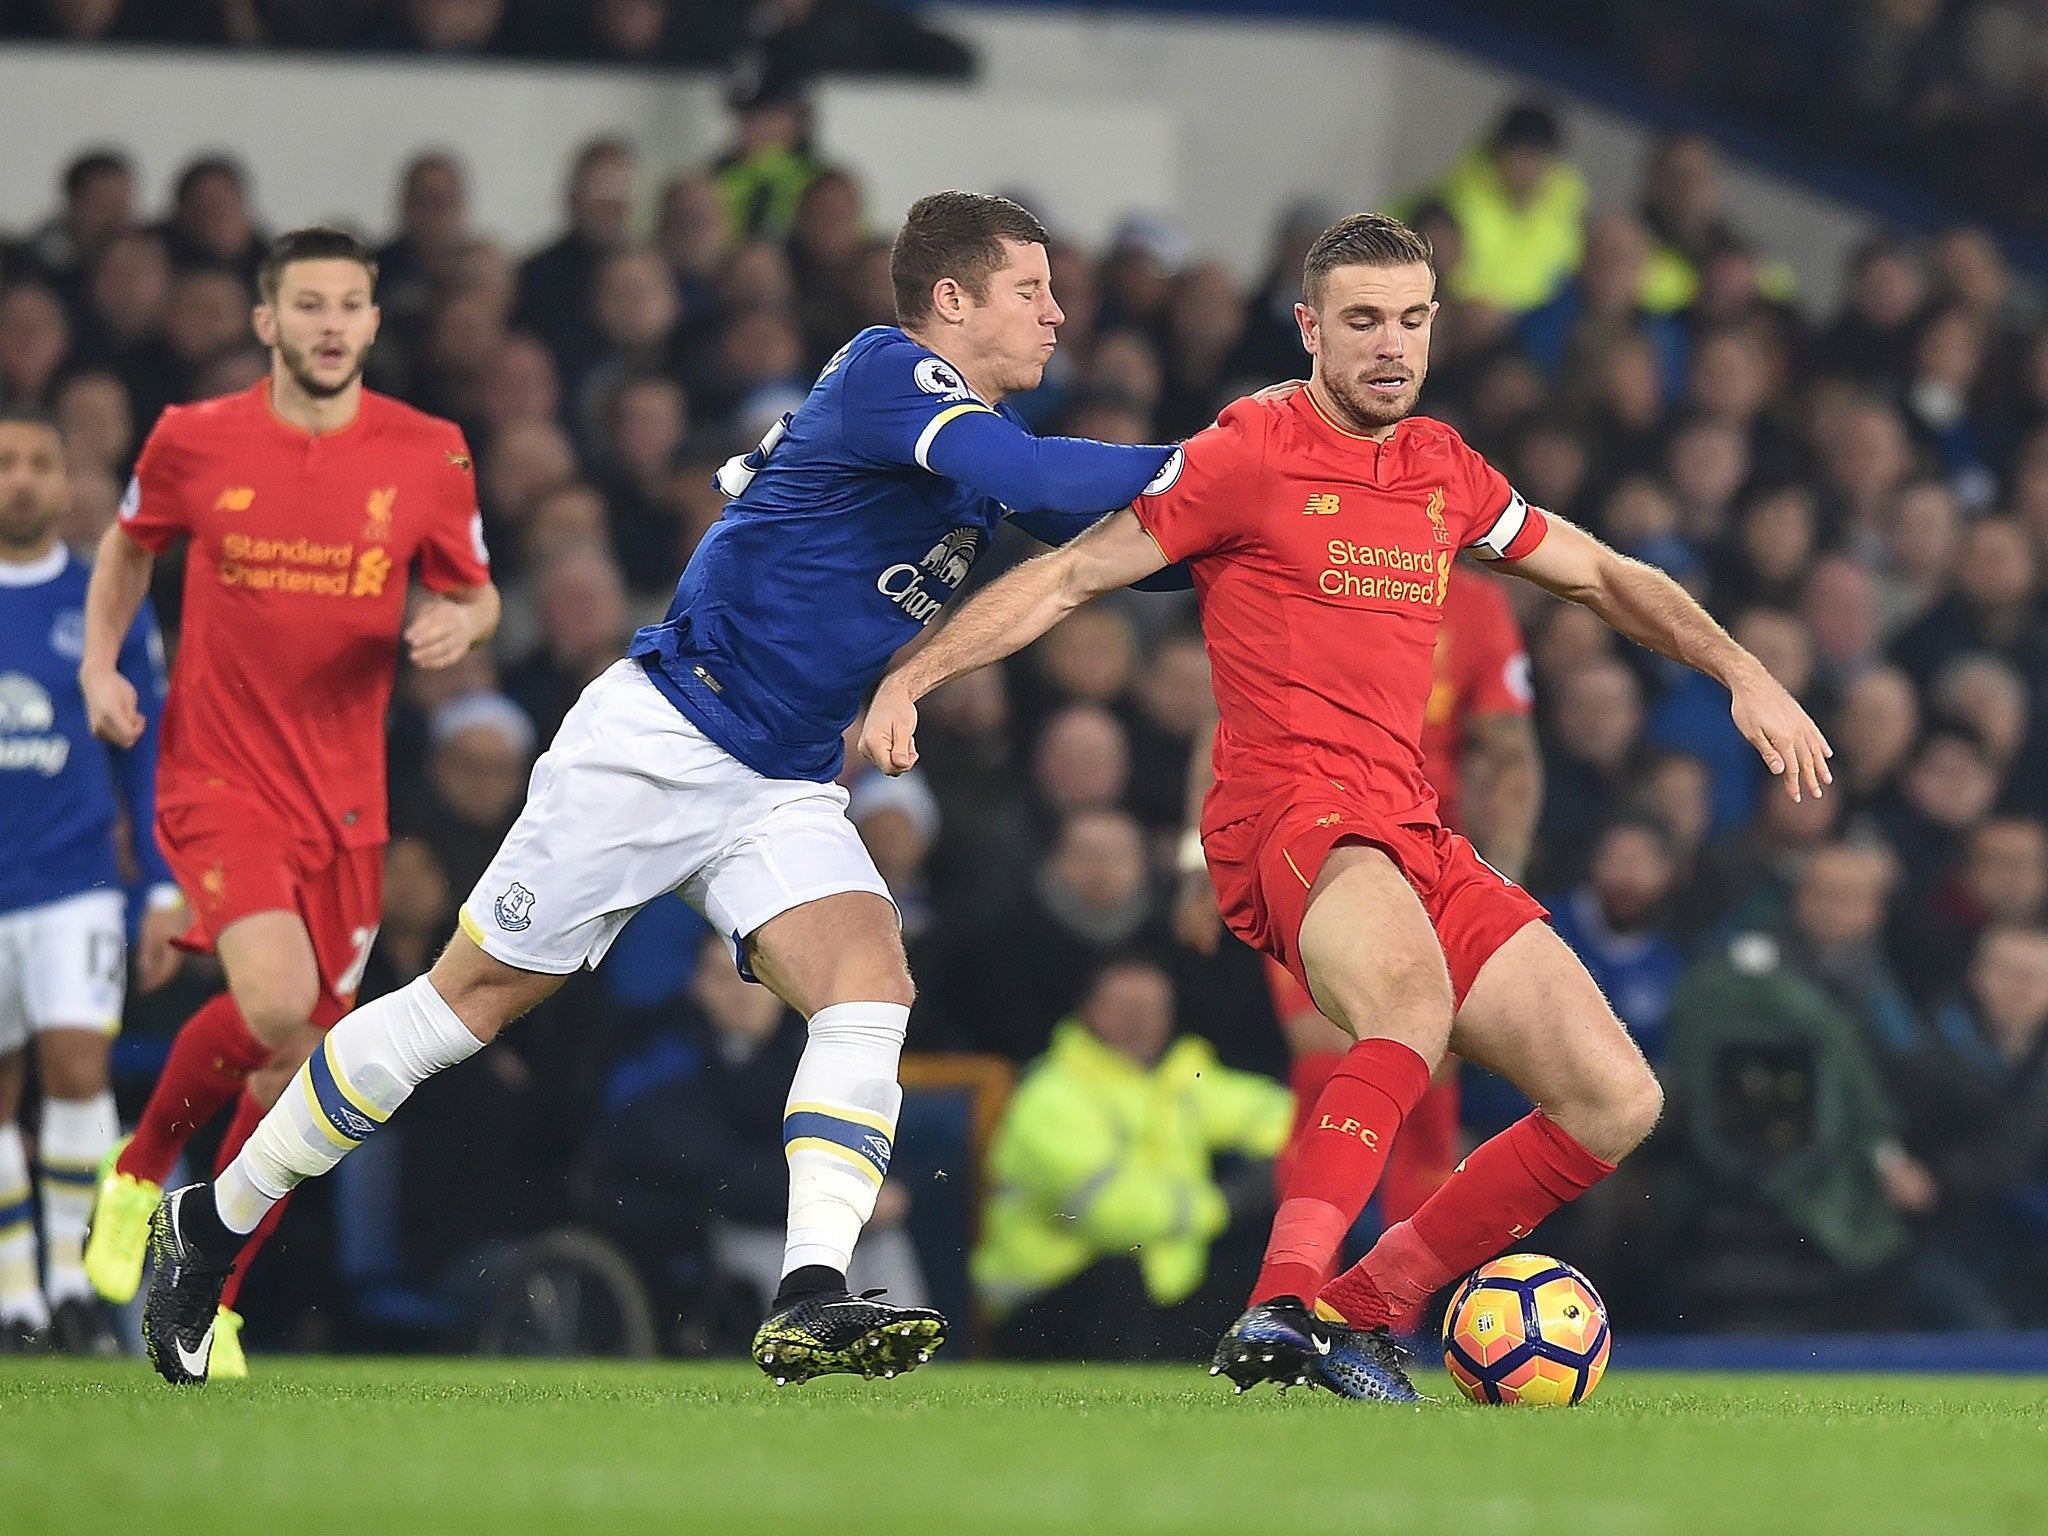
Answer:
[
  {"left": 1319, "top": 1110, "right": 1616, "bottom": 1331},
  {"left": 1378, "top": 1076, "right": 1461, "bottom": 1226},
  {"left": 118, "top": 994, "right": 273, "bottom": 1184},
  {"left": 1249, "top": 1037, "right": 1433, "bottom": 1306},
  {"left": 213, "top": 1090, "right": 290, "bottom": 1313},
  {"left": 1272, "top": 1050, "right": 1344, "bottom": 1199}
]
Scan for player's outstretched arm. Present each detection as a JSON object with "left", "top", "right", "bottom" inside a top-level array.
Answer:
[
  {"left": 1501, "top": 515, "right": 1834, "bottom": 802},
  {"left": 861, "top": 508, "right": 1168, "bottom": 774},
  {"left": 79, "top": 524, "right": 155, "bottom": 747}
]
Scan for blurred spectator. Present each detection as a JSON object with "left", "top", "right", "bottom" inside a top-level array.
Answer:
[
  {"left": 1521, "top": 210, "right": 1685, "bottom": 403},
  {"left": 1429, "top": 100, "right": 1588, "bottom": 314},
  {"left": 159, "top": 157, "right": 263, "bottom": 285},
  {"left": 0, "top": 281, "right": 70, "bottom": 411},
  {"left": 514, "top": 138, "right": 638, "bottom": 373},
  {"left": 1892, "top": 516, "right": 2048, "bottom": 684},
  {"left": 591, "top": 371, "right": 688, "bottom": 592},
  {"left": 1874, "top": 725, "right": 2002, "bottom": 900},
  {"left": 1536, "top": 657, "right": 1648, "bottom": 885},
  {"left": 715, "top": 63, "right": 822, "bottom": 244},
  {"left": 1820, "top": 236, "right": 1926, "bottom": 396},
  {"left": 928, "top": 808, "right": 1164, "bottom": 1059},
  {"left": 1546, "top": 816, "right": 1685, "bottom": 1066},
  {"left": 975, "top": 954, "right": 1289, "bottom": 1360},
  {"left": 504, "top": 545, "right": 632, "bottom": 746},
  {"left": 847, "top": 767, "right": 940, "bottom": 940},
  {"left": 52, "top": 368, "right": 133, "bottom": 476},
  {"left": 25, "top": 149, "right": 135, "bottom": 303},
  {"left": 403, "top": 691, "right": 538, "bottom": 897},
  {"left": 1156, "top": 263, "right": 1248, "bottom": 439},
  {"left": 1637, "top": 133, "right": 1768, "bottom": 314},
  {"left": 1834, "top": 665, "right": 1921, "bottom": 812},
  {"left": 1896, "top": 814, "right": 2048, "bottom": 1009}
]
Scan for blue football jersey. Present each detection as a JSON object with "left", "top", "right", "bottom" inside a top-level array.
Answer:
[
  {"left": 631, "top": 326, "right": 1173, "bottom": 781},
  {"left": 0, "top": 546, "right": 172, "bottom": 916}
]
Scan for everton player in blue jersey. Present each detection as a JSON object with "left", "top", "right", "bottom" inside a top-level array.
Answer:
[
  {"left": 0, "top": 410, "right": 180, "bottom": 1354},
  {"left": 142, "top": 192, "right": 1184, "bottom": 1384}
]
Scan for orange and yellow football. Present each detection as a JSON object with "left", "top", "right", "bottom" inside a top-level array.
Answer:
[{"left": 1442, "top": 1253, "right": 1610, "bottom": 1405}]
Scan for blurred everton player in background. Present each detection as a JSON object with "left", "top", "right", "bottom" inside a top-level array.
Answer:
[
  {"left": 0, "top": 409, "right": 179, "bottom": 1355},
  {"left": 144, "top": 191, "right": 1187, "bottom": 1387}
]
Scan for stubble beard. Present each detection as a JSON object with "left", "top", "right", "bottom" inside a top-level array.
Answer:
[
  {"left": 1322, "top": 368, "right": 1423, "bottom": 435},
  {"left": 279, "top": 337, "right": 366, "bottom": 401}
]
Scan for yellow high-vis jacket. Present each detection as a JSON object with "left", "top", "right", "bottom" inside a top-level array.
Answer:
[{"left": 973, "top": 1021, "right": 1293, "bottom": 1310}]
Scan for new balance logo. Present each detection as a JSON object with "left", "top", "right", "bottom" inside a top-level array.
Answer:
[{"left": 1304, "top": 492, "right": 1342, "bottom": 516}]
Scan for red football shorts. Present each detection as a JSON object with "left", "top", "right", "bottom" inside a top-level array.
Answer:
[
  {"left": 1206, "top": 786, "right": 1547, "bottom": 1009},
  {"left": 156, "top": 795, "right": 384, "bottom": 1022}
]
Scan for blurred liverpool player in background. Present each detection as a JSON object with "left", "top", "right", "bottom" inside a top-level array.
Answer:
[
  {"left": 0, "top": 409, "right": 180, "bottom": 1355},
  {"left": 1176, "top": 564, "right": 1541, "bottom": 1225},
  {"left": 77, "top": 227, "right": 499, "bottom": 1374},
  {"left": 860, "top": 212, "right": 1830, "bottom": 1400}
]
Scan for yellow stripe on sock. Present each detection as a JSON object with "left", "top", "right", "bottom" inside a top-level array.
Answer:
[
  {"left": 784, "top": 1136, "right": 887, "bottom": 1188},
  {"left": 301, "top": 1069, "right": 357, "bottom": 1151},
  {"left": 321, "top": 1036, "right": 388, "bottom": 1127},
  {"left": 784, "top": 1100, "right": 896, "bottom": 1136}
]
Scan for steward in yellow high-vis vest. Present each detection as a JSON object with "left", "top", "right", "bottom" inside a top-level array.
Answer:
[
  {"left": 975, "top": 1015, "right": 1293, "bottom": 1313},
  {"left": 1427, "top": 100, "right": 1588, "bottom": 315}
]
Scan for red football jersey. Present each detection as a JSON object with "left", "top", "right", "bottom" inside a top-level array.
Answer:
[
  {"left": 1421, "top": 566, "right": 1533, "bottom": 830},
  {"left": 120, "top": 381, "right": 490, "bottom": 849},
  {"left": 1133, "top": 389, "right": 1546, "bottom": 834}
]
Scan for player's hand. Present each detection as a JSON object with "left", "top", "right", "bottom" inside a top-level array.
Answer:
[
  {"left": 80, "top": 664, "right": 145, "bottom": 748},
  {"left": 136, "top": 900, "right": 186, "bottom": 993},
  {"left": 1729, "top": 663, "right": 1832, "bottom": 803},
  {"left": 406, "top": 595, "right": 478, "bottom": 670},
  {"left": 859, "top": 683, "right": 920, "bottom": 774},
  {"left": 1172, "top": 867, "right": 1224, "bottom": 955}
]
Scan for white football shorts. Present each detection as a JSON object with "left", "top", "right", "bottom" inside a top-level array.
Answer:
[
  {"left": 0, "top": 889, "right": 127, "bottom": 1052},
  {"left": 459, "top": 658, "right": 894, "bottom": 975}
]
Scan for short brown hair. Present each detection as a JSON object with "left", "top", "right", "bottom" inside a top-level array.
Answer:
[
  {"left": 890, "top": 192, "right": 1050, "bottom": 326},
  {"left": 1302, "top": 213, "right": 1434, "bottom": 307},
  {"left": 258, "top": 226, "right": 378, "bottom": 304}
]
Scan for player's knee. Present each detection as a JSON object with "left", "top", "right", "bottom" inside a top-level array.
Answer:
[
  {"left": 1570, "top": 1061, "right": 1663, "bottom": 1162},
  {"left": 35, "top": 1030, "right": 110, "bottom": 1100},
  {"left": 235, "top": 972, "right": 321, "bottom": 1045}
]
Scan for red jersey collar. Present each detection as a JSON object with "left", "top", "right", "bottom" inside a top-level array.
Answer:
[
  {"left": 252, "top": 377, "right": 370, "bottom": 442},
  {"left": 1293, "top": 384, "right": 1412, "bottom": 450}
]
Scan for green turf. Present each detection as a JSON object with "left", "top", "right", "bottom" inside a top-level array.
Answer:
[{"left": 4, "top": 1359, "right": 2045, "bottom": 1535}]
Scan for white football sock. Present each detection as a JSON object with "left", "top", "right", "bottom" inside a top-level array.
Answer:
[
  {"left": 215, "top": 976, "right": 483, "bottom": 1234},
  {"left": 37, "top": 1092, "right": 117, "bottom": 1305},
  {"left": 781, "top": 1000, "right": 909, "bottom": 1280},
  {"left": 0, "top": 1124, "right": 47, "bottom": 1329}
]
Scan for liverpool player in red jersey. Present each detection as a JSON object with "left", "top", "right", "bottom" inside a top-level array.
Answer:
[
  {"left": 1178, "top": 564, "right": 1541, "bottom": 1225},
  {"left": 860, "top": 213, "right": 1828, "bottom": 1399},
  {"left": 75, "top": 227, "right": 499, "bottom": 1372}
]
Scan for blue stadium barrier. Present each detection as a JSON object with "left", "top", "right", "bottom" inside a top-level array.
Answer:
[{"left": 1617, "top": 1333, "right": 2048, "bottom": 1373}]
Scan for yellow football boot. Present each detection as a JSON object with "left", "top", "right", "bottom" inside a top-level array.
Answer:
[
  {"left": 208, "top": 1306, "right": 248, "bottom": 1378},
  {"left": 82, "top": 1136, "right": 160, "bottom": 1305}
]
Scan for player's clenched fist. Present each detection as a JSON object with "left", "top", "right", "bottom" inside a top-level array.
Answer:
[
  {"left": 860, "top": 685, "right": 920, "bottom": 774},
  {"left": 79, "top": 663, "right": 145, "bottom": 748},
  {"left": 405, "top": 594, "right": 479, "bottom": 670}
]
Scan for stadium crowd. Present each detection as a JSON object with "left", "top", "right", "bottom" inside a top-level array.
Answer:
[
  {"left": 1467, "top": 0, "right": 2048, "bottom": 232},
  {"left": 0, "top": 0, "right": 974, "bottom": 76},
  {"left": 3, "top": 85, "right": 2048, "bottom": 1353}
]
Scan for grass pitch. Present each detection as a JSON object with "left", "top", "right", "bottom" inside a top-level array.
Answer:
[{"left": 5, "top": 1358, "right": 2045, "bottom": 1535}]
